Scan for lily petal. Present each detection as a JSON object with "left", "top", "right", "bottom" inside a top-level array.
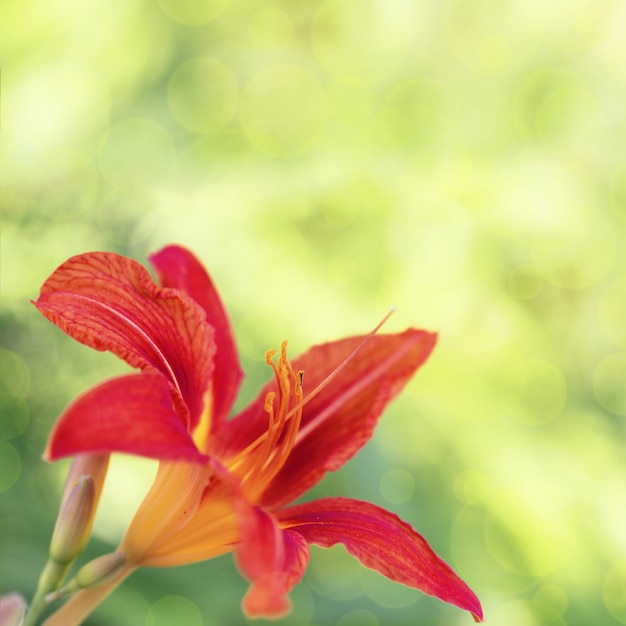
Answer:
[
  {"left": 277, "top": 497, "right": 484, "bottom": 623},
  {"left": 121, "top": 459, "right": 219, "bottom": 566},
  {"left": 34, "top": 251, "right": 214, "bottom": 431},
  {"left": 134, "top": 459, "right": 238, "bottom": 567},
  {"left": 219, "top": 330, "right": 436, "bottom": 508},
  {"left": 149, "top": 245, "right": 243, "bottom": 430},
  {"left": 45, "top": 374, "right": 207, "bottom": 463},
  {"left": 234, "top": 503, "right": 309, "bottom": 619}
]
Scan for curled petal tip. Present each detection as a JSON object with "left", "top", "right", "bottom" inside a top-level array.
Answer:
[{"left": 241, "top": 575, "right": 292, "bottom": 620}]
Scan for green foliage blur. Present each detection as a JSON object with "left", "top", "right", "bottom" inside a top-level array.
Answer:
[{"left": 2, "top": 0, "right": 625, "bottom": 625}]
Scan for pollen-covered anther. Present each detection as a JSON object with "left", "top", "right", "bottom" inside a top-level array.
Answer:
[
  {"left": 237, "top": 342, "right": 305, "bottom": 501},
  {"left": 264, "top": 392, "right": 276, "bottom": 416},
  {"left": 265, "top": 349, "right": 277, "bottom": 365}
]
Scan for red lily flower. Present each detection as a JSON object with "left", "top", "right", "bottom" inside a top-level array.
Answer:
[{"left": 34, "top": 245, "right": 483, "bottom": 625}]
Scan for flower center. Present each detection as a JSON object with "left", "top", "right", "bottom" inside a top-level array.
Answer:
[{"left": 227, "top": 341, "right": 304, "bottom": 502}]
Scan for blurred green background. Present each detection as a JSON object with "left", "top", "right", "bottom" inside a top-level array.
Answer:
[{"left": 2, "top": 0, "right": 625, "bottom": 624}]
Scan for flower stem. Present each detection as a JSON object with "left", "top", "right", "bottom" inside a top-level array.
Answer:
[{"left": 23, "top": 561, "right": 70, "bottom": 626}]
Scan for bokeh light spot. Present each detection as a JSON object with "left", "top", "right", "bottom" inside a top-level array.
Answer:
[
  {"left": 599, "top": 276, "right": 626, "bottom": 349},
  {"left": 0, "top": 442, "right": 21, "bottom": 493},
  {"left": 313, "top": 0, "right": 418, "bottom": 85},
  {"left": 593, "top": 352, "right": 626, "bottom": 415},
  {"left": 434, "top": 343, "right": 528, "bottom": 425},
  {"left": 603, "top": 559, "right": 626, "bottom": 624},
  {"left": 508, "top": 264, "right": 543, "bottom": 300},
  {"left": 481, "top": 159, "right": 586, "bottom": 239},
  {"left": 454, "top": 470, "right": 490, "bottom": 505},
  {"left": 489, "top": 599, "right": 545, "bottom": 626},
  {"left": 336, "top": 608, "right": 379, "bottom": 626},
  {"left": 182, "top": 130, "right": 250, "bottom": 170},
  {"left": 444, "top": 0, "right": 538, "bottom": 74},
  {"left": 532, "top": 584, "right": 568, "bottom": 619},
  {"left": 0, "top": 516, "right": 32, "bottom": 554},
  {"left": 380, "top": 80, "right": 446, "bottom": 152},
  {"left": 248, "top": 8, "right": 292, "bottom": 50},
  {"left": 97, "top": 188, "right": 160, "bottom": 246},
  {"left": 379, "top": 468, "right": 415, "bottom": 504},
  {"left": 0, "top": 350, "right": 30, "bottom": 407},
  {"left": 451, "top": 505, "right": 536, "bottom": 594},
  {"left": 157, "top": 0, "right": 229, "bottom": 25},
  {"left": 306, "top": 545, "right": 363, "bottom": 601},
  {"left": 240, "top": 65, "right": 328, "bottom": 157},
  {"left": 0, "top": 399, "right": 30, "bottom": 440},
  {"left": 98, "top": 118, "right": 176, "bottom": 189},
  {"left": 529, "top": 207, "right": 615, "bottom": 289},
  {"left": 359, "top": 566, "right": 420, "bottom": 609},
  {"left": 94, "top": 580, "right": 149, "bottom": 625},
  {"left": 485, "top": 488, "right": 566, "bottom": 577},
  {"left": 146, "top": 595, "right": 202, "bottom": 626},
  {"left": 167, "top": 58, "right": 239, "bottom": 134},
  {"left": 515, "top": 69, "right": 597, "bottom": 142},
  {"left": 284, "top": 581, "right": 314, "bottom": 625},
  {"left": 515, "top": 358, "right": 567, "bottom": 426}
]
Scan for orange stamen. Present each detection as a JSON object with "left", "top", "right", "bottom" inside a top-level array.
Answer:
[
  {"left": 226, "top": 309, "right": 395, "bottom": 500},
  {"left": 230, "top": 342, "right": 303, "bottom": 501}
]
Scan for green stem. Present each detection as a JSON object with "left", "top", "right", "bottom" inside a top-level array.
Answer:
[{"left": 23, "top": 561, "right": 70, "bottom": 626}]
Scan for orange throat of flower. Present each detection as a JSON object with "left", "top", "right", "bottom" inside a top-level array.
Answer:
[{"left": 226, "top": 341, "right": 304, "bottom": 503}]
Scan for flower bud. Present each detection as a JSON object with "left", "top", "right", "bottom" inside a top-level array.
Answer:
[
  {"left": 75, "top": 552, "right": 127, "bottom": 589},
  {"left": 49, "top": 475, "right": 96, "bottom": 565},
  {"left": 61, "top": 455, "right": 109, "bottom": 508},
  {"left": 45, "top": 552, "right": 127, "bottom": 603}
]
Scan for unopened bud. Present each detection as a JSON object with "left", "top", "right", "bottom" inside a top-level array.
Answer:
[
  {"left": 49, "top": 475, "right": 95, "bottom": 565},
  {"left": 75, "top": 552, "right": 127, "bottom": 589},
  {"left": 61, "top": 455, "right": 109, "bottom": 508},
  {"left": 45, "top": 552, "right": 127, "bottom": 603}
]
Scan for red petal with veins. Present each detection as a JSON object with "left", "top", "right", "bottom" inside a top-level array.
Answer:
[
  {"left": 149, "top": 245, "right": 243, "bottom": 428},
  {"left": 217, "top": 329, "right": 436, "bottom": 509},
  {"left": 278, "top": 497, "right": 484, "bottom": 622},
  {"left": 234, "top": 502, "right": 309, "bottom": 619},
  {"left": 34, "top": 252, "right": 214, "bottom": 431},
  {"left": 45, "top": 374, "right": 207, "bottom": 463}
]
